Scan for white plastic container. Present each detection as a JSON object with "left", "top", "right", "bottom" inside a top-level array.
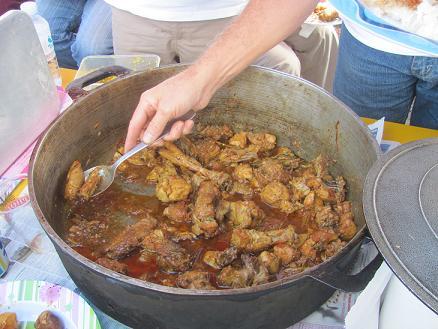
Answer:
[{"left": 20, "top": 1, "right": 62, "bottom": 87}]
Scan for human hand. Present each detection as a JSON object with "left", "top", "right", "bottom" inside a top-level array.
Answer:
[{"left": 124, "top": 67, "right": 214, "bottom": 152}]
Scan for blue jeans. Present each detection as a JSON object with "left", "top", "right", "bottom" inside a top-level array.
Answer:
[
  {"left": 36, "top": 0, "right": 113, "bottom": 68},
  {"left": 334, "top": 25, "right": 438, "bottom": 129}
]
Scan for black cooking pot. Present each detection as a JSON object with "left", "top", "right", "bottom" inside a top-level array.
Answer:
[{"left": 29, "top": 65, "right": 382, "bottom": 329}]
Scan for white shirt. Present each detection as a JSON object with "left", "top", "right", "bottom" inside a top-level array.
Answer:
[
  {"left": 104, "top": 0, "right": 248, "bottom": 22},
  {"left": 343, "top": 19, "right": 436, "bottom": 57}
]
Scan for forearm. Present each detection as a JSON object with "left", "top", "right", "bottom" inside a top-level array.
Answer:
[{"left": 192, "top": 0, "right": 319, "bottom": 100}]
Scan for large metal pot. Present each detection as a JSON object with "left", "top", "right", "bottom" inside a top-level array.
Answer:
[{"left": 29, "top": 65, "right": 382, "bottom": 329}]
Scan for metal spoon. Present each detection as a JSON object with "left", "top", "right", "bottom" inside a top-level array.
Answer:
[{"left": 83, "top": 110, "right": 197, "bottom": 197}]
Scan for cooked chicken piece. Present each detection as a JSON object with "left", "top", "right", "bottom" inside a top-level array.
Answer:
[
  {"left": 300, "top": 238, "right": 317, "bottom": 260},
  {"left": 177, "top": 136, "right": 198, "bottom": 158},
  {"left": 199, "top": 124, "right": 234, "bottom": 141},
  {"left": 231, "top": 228, "right": 272, "bottom": 253},
  {"left": 218, "top": 146, "right": 259, "bottom": 164},
  {"left": 163, "top": 201, "right": 190, "bottom": 222},
  {"left": 315, "top": 206, "right": 340, "bottom": 229},
  {"left": 268, "top": 226, "right": 298, "bottom": 244},
  {"left": 192, "top": 180, "right": 220, "bottom": 237},
  {"left": 231, "top": 226, "right": 296, "bottom": 253},
  {"left": 290, "top": 177, "right": 311, "bottom": 201},
  {"left": 195, "top": 139, "right": 221, "bottom": 165},
  {"left": 112, "top": 147, "right": 129, "bottom": 172},
  {"left": 260, "top": 181, "right": 290, "bottom": 205},
  {"left": 229, "top": 132, "right": 248, "bottom": 148},
  {"left": 159, "top": 142, "right": 231, "bottom": 190},
  {"left": 64, "top": 160, "right": 84, "bottom": 200},
  {"left": 229, "top": 182, "right": 254, "bottom": 198},
  {"left": 179, "top": 136, "right": 221, "bottom": 165},
  {"left": 67, "top": 218, "right": 109, "bottom": 248},
  {"left": 305, "top": 172, "right": 346, "bottom": 205},
  {"left": 146, "top": 159, "right": 177, "bottom": 183},
  {"left": 96, "top": 257, "right": 128, "bottom": 274},
  {"left": 190, "top": 172, "right": 206, "bottom": 190},
  {"left": 243, "top": 254, "right": 270, "bottom": 286},
  {"left": 35, "top": 311, "right": 62, "bottom": 329},
  {"left": 159, "top": 223, "right": 196, "bottom": 242},
  {"left": 252, "top": 263, "right": 270, "bottom": 286},
  {"left": 127, "top": 148, "right": 156, "bottom": 166},
  {"left": 203, "top": 247, "right": 238, "bottom": 269},
  {"left": 106, "top": 216, "right": 157, "bottom": 259},
  {"left": 232, "top": 163, "right": 254, "bottom": 182},
  {"left": 312, "top": 155, "right": 329, "bottom": 178},
  {"left": 247, "top": 132, "right": 276, "bottom": 151},
  {"left": 258, "top": 251, "right": 280, "bottom": 274},
  {"left": 303, "top": 191, "right": 315, "bottom": 208},
  {"left": 273, "top": 243, "right": 301, "bottom": 266},
  {"left": 336, "top": 200, "right": 352, "bottom": 215},
  {"left": 156, "top": 175, "right": 192, "bottom": 203},
  {"left": 272, "top": 147, "right": 300, "bottom": 170},
  {"left": 0, "top": 312, "right": 18, "bottom": 329},
  {"left": 336, "top": 201, "right": 357, "bottom": 240},
  {"left": 216, "top": 200, "right": 265, "bottom": 229},
  {"left": 170, "top": 231, "right": 197, "bottom": 242},
  {"left": 217, "top": 254, "right": 259, "bottom": 288},
  {"left": 278, "top": 262, "right": 306, "bottom": 279},
  {"left": 77, "top": 168, "right": 102, "bottom": 200},
  {"left": 314, "top": 185, "right": 336, "bottom": 203},
  {"left": 142, "top": 229, "right": 193, "bottom": 273},
  {"left": 300, "top": 230, "right": 339, "bottom": 260},
  {"left": 217, "top": 265, "right": 252, "bottom": 288},
  {"left": 305, "top": 176, "right": 322, "bottom": 189},
  {"left": 321, "top": 239, "right": 347, "bottom": 261},
  {"left": 254, "top": 158, "right": 289, "bottom": 188},
  {"left": 176, "top": 271, "right": 214, "bottom": 290},
  {"left": 260, "top": 181, "right": 302, "bottom": 214},
  {"left": 217, "top": 255, "right": 269, "bottom": 288}
]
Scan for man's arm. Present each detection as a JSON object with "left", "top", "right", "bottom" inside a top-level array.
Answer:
[{"left": 125, "top": 0, "right": 318, "bottom": 151}]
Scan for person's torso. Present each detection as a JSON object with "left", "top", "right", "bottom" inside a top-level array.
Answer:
[
  {"left": 330, "top": 0, "right": 438, "bottom": 57},
  {"left": 104, "top": 0, "right": 249, "bottom": 21}
]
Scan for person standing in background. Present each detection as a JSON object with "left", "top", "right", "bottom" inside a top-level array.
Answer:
[
  {"left": 36, "top": 0, "right": 113, "bottom": 68},
  {"left": 331, "top": 0, "right": 438, "bottom": 129},
  {"left": 106, "top": 0, "right": 339, "bottom": 91}
]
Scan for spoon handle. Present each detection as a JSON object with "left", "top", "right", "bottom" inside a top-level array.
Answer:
[{"left": 113, "top": 110, "right": 197, "bottom": 170}]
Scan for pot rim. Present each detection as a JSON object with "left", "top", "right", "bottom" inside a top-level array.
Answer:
[{"left": 29, "top": 65, "right": 381, "bottom": 297}]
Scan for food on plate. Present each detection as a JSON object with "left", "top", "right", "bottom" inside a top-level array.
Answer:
[
  {"left": 63, "top": 124, "right": 356, "bottom": 289},
  {"left": 361, "top": 0, "right": 438, "bottom": 41},
  {"left": 314, "top": 2, "right": 340, "bottom": 22},
  {"left": 0, "top": 312, "right": 17, "bottom": 329},
  {"left": 0, "top": 311, "right": 63, "bottom": 329},
  {"left": 35, "top": 310, "right": 63, "bottom": 329}
]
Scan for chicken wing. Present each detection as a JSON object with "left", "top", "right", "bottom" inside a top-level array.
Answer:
[
  {"left": 192, "top": 181, "right": 220, "bottom": 237},
  {"left": 203, "top": 247, "right": 238, "bottom": 269},
  {"left": 64, "top": 160, "right": 84, "bottom": 200}
]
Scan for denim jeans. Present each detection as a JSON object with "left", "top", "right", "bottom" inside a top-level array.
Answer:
[
  {"left": 36, "top": 0, "right": 113, "bottom": 68},
  {"left": 334, "top": 25, "right": 438, "bottom": 129}
]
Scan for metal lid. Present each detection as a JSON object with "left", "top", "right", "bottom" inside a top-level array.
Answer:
[{"left": 364, "top": 138, "right": 438, "bottom": 314}]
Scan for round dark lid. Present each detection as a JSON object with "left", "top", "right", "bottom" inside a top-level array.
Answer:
[{"left": 363, "top": 138, "right": 438, "bottom": 314}]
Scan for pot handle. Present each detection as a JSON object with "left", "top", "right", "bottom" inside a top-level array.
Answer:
[
  {"left": 66, "top": 65, "right": 132, "bottom": 100},
  {"left": 308, "top": 236, "right": 383, "bottom": 292}
]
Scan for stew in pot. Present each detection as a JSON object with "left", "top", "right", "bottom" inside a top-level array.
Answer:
[{"left": 62, "top": 124, "right": 356, "bottom": 289}]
